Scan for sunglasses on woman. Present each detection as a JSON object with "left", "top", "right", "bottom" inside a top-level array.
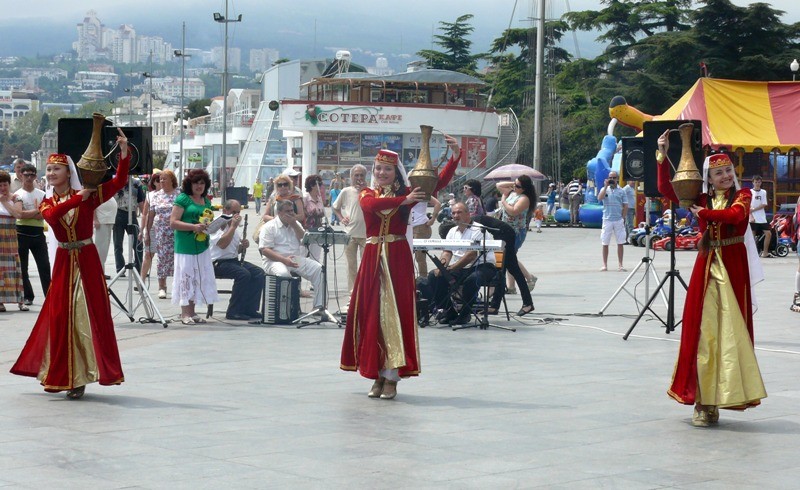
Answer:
[{"left": 276, "top": 182, "right": 289, "bottom": 187}]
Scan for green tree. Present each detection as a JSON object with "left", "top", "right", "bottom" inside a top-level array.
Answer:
[
  {"left": 554, "top": 0, "right": 799, "bottom": 177},
  {"left": 37, "top": 112, "right": 50, "bottom": 135},
  {"left": 484, "top": 23, "right": 572, "bottom": 115},
  {"left": 693, "top": 0, "right": 799, "bottom": 81},
  {"left": 416, "top": 14, "right": 479, "bottom": 74},
  {"left": 153, "top": 151, "right": 167, "bottom": 169},
  {"left": 185, "top": 98, "right": 211, "bottom": 120},
  {"left": 564, "top": 0, "right": 692, "bottom": 55}
]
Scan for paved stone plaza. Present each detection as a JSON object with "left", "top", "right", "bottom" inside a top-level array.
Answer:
[{"left": 2, "top": 204, "right": 799, "bottom": 488}]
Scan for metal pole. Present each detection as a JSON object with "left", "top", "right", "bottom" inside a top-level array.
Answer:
[
  {"left": 555, "top": 99, "right": 562, "bottom": 185},
  {"left": 148, "top": 51, "right": 153, "bottom": 129},
  {"left": 128, "top": 65, "right": 133, "bottom": 126},
  {"left": 221, "top": 0, "right": 229, "bottom": 202},
  {"left": 179, "top": 21, "right": 186, "bottom": 178},
  {"left": 532, "top": 0, "right": 545, "bottom": 171},
  {"left": 149, "top": 77, "right": 153, "bottom": 128}
]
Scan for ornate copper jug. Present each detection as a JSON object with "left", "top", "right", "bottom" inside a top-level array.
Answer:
[
  {"left": 76, "top": 113, "right": 110, "bottom": 189},
  {"left": 670, "top": 123, "right": 703, "bottom": 208},
  {"left": 408, "top": 125, "right": 438, "bottom": 201}
]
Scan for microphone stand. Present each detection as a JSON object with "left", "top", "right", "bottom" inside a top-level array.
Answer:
[
  {"left": 108, "top": 175, "right": 168, "bottom": 328},
  {"left": 623, "top": 202, "right": 688, "bottom": 339},
  {"left": 294, "top": 216, "right": 340, "bottom": 327},
  {"left": 453, "top": 222, "right": 515, "bottom": 332}
]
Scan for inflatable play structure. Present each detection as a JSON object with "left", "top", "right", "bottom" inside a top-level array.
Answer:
[
  {"left": 578, "top": 78, "right": 800, "bottom": 228},
  {"left": 576, "top": 95, "right": 652, "bottom": 228}
]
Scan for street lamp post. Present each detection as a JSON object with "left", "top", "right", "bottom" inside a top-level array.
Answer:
[
  {"left": 174, "top": 22, "right": 191, "bottom": 178},
  {"left": 214, "top": 1, "right": 242, "bottom": 202},
  {"left": 791, "top": 59, "right": 799, "bottom": 81},
  {"left": 123, "top": 88, "right": 133, "bottom": 125},
  {"left": 142, "top": 72, "right": 154, "bottom": 128}
]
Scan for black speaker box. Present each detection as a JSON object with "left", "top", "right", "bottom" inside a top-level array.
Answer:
[
  {"left": 225, "top": 186, "right": 248, "bottom": 206},
  {"left": 103, "top": 125, "right": 153, "bottom": 176},
  {"left": 56, "top": 117, "right": 112, "bottom": 168},
  {"left": 621, "top": 137, "right": 645, "bottom": 181},
  {"left": 57, "top": 118, "right": 153, "bottom": 178},
  {"left": 641, "top": 120, "right": 704, "bottom": 198}
]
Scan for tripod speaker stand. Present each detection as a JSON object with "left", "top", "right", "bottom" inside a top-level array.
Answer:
[
  {"left": 623, "top": 204, "right": 688, "bottom": 339},
  {"left": 600, "top": 197, "right": 668, "bottom": 316},
  {"left": 107, "top": 176, "right": 168, "bottom": 328}
]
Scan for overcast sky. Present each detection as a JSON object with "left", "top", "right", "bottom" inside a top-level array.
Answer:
[{"left": 1, "top": 1, "right": 798, "bottom": 64}]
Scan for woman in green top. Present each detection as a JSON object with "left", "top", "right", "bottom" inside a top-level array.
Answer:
[{"left": 169, "top": 169, "right": 219, "bottom": 324}]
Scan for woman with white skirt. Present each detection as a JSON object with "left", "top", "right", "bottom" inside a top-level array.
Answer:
[{"left": 169, "top": 169, "right": 218, "bottom": 324}]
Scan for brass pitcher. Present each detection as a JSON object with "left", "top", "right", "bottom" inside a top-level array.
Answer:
[
  {"left": 408, "top": 125, "right": 438, "bottom": 201},
  {"left": 75, "top": 112, "right": 110, "bottom": 189},
  {"left": 670, "top": 123, "right": 703, "bottom": 209}
]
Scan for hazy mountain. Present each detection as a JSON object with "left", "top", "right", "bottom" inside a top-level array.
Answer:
[{"left": 0, "top": 2, "right": 607, "bottom": 70}]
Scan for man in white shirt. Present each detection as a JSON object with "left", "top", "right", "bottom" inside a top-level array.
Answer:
[
  {"left": 421, "top": 202, "right": 496, "bottom": 325},
  {"left": 331, "top": 164, "right": 367, "bottom": 292},
  {"left": 211, "top": 200, "right": 265, "bottom": 320},
  {"left": 10, "top": 158, "right": 25, "bottom": 192},
  {"left": 259, "top": 199, "right": 325, "bottom": 310},
  {"left": 622, "top": 180, "right": 636, "bottom": 234},
  {"left": 410, "top": 196, "right": 441, "bottom": 280},
  {"left": 749, "top": 175, "right": 771, "bottom": 258},
  {"left": 14, "top": 163, "right": 50, "bottom": 305},
  {"left": 94, "top": 196, "right": 117, "bottom": 275}
]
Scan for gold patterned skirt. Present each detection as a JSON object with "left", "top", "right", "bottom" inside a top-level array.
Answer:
[
  {"left": 0, "top": 215, "right": 23, "bottom": 304},
  {"left": 696, "top": 255, "right": 766, "bottom": 408}
]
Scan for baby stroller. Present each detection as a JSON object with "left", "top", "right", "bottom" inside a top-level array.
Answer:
[{"left": 754, "top": 219, "right": 789, "bottom": 258}]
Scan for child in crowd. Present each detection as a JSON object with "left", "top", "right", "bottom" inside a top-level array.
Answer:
[{"left": 533, "top": 203, "right": 545, "bottom": 233}]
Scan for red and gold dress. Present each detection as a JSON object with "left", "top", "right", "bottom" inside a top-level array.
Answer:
[
  {"left": 341, "top": 186, "right": 419, "bottom": 379},
  {"left": 10, "top": 155, "right": 130, "bottom": 392},
  {"left": 657, "top": 158, "right": 766, "bottom": 408}
]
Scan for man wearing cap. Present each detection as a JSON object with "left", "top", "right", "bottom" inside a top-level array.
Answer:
[{"left": 545, "top": 183, "right": 557, "bottom": 216}]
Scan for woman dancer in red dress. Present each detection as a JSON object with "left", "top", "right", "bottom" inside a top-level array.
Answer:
[
  {"left": 340, "top": 149, "right": 427, "bottom": 399},
  {"left": 657, "top": 130, "right": 766, "bottom": 426},
  {"left": 11, "top": 132, "right": 130, "bottom": 399}
]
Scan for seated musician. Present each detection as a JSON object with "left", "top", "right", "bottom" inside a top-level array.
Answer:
[
  {"left": 258, "top": 199, "right": 325, "bottom": 312},
  {"left": 210, "top": 199, "right": 265, "bottom": 321},
  {"left": 422, "top": 202, "right": 495, "bottom": 325},
  {"left": 476, "top": 214, "right": 534, "bottom": 317}
]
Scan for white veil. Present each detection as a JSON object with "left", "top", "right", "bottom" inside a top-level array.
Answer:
[
  {"left": 701, "top": 155, "right": 764, "bottom": 311},
  {"left": 45, "top": 155, "right": 83, "bottom": 272}
]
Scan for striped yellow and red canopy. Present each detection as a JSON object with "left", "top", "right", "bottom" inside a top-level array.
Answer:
[{"left": 656, "top": 78, "right": 800, "bottom": 153}]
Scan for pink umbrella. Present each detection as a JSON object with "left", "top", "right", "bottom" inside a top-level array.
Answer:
[{"left": 484, "top": 164, "right": 546, "bottom": 181}]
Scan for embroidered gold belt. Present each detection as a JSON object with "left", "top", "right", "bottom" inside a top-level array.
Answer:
[
  {"left": 58, "top": 238, "right": 93, "bottom": 250},
  {"left": 709, "top": 236, "right": 744, "bottom": 248},
  {"left": 366, "top": 234, "right": 406, "bottom": 244}
]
